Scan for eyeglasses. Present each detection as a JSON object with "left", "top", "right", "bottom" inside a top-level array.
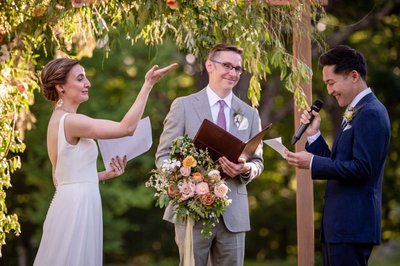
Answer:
[{"left": 210, "top": 59, "right": 243, "bottom": 74}]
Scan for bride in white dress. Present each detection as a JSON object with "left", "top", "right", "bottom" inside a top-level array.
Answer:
[{"left": 34, "top": 58, "right": 177, "bottom": 266}]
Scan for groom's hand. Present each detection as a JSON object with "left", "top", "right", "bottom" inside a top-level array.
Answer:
[{"left": 218, "top": 156, "right": 250, "bottom": 178}]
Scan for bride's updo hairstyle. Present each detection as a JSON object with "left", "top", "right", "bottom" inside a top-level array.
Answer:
[{"left": 41, "top": 58, "right": 80, "bottom": 102}]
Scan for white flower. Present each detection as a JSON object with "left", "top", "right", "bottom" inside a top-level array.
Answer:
[
  {"left": 234, "top": 109, "right": 249, "bottom": 130},
  {"left": 208, "top": 169, "right": 220, "bottom": 176},
  {"left": 161, "top": 159, "right": 181, "bottom": 172},
  {"left": 1, "top": 67, "right": 11, "bottom": 77},
  {"left": 234, "top": 110, "right": 244, "bottom": 126},
  {"left": 343, "top": 107, "right": 355, "bottom": 124}
]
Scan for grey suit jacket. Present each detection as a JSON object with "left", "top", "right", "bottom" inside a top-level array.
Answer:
[{"left": 156, "top": 88, "right": 264, "bottom": 233}]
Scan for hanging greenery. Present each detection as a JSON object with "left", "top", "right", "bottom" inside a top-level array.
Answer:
[{"left": 0, "top": 0, "right": 325, "bottom": 254}]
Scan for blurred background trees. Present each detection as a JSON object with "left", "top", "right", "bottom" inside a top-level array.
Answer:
[{"left": 1, "top": 0, "right": 400, "bottom": 265}]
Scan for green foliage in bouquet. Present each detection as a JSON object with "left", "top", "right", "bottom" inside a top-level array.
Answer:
[{"left": 146, "top": 135, "right": 231, "bottom": 238}]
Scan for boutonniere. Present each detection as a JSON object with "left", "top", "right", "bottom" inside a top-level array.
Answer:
[
  {"left": 233, "top": 109, "right": 248, "bottom": 130},
  {"left": 343, "top": 103, "right": 367, "bottom": 124},
  {"left": 343, "top": 107, "right": 356, "bottom": 124}
]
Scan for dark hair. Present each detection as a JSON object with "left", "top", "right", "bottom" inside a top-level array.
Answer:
[
  {"left": 41, "top": 58, "right": 80, "bottom": 102},
  {"left": 207, "top": 43, "right": 243, "bottom": 60},
  {"left": 319, "top": 45, "right": 367, "bottom": 80}
]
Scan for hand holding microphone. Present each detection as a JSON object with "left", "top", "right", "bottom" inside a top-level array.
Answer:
[{"left": 291, "top": 99, "right": 323, "bottom": 145}]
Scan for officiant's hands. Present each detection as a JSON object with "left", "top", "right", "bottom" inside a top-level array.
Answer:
[
  {"left": 218, "top": 156, "right": 251, "bottom": 177},
  {"left": 99, "top": 155, "right": 127, "bottom": 181}
]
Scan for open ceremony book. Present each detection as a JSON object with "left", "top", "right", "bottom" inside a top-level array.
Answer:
[{"left": 193, "top": 119, "right": 272, "bottom": 163}]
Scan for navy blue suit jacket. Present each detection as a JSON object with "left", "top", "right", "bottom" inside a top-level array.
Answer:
[{"left": 306, "top": 92, "right": 390, "bottom": 244}]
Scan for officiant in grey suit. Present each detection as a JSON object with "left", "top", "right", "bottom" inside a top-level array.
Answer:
[{"left": 156, "top": 43, "right": 264, "bottom": 266}]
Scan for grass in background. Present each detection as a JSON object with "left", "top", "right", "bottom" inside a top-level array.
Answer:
[
  {"left": 370, "top": 253, "right": 400, "bottom": 266},
  {"left": 106, "top": 252, "right": 400, "bottom": 266}
]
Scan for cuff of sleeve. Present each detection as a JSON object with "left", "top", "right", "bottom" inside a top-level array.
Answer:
[
  {"left": 240, "top": 166, "right": 251, "bottom": 179},
  {"left": 309, "top": 155, "right": 314, "bottom": 171},
  {"left": 307, "top": 131, "right": 321, "bottom": 145}
]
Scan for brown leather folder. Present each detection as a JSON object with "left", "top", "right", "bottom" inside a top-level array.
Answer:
[{"left": 193, "top": 119, "right": 272, "bottom": 163}]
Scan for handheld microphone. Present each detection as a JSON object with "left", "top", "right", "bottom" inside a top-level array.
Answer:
[{"left": 291, "top": 99, "right": 323, "bottom": 145}]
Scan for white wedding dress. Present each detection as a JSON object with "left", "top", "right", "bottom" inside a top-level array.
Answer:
[{"left": 34, "top": 113, "right": 102, "bottom": 266}]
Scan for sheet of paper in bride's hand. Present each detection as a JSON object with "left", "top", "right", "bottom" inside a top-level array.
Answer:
[
  {"left": 263, "top": 137, "right": 288, "bottom": 159},
  {"left": 98, "top": 117, "right": 152, "bottom": 171}
]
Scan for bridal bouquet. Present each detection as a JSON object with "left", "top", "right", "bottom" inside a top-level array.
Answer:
[{"left": 146, "top": 135, "right": 231, "bottom": 238}]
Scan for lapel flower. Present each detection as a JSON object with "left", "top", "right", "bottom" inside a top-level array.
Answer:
[
  {"left": 234, "top": 108, "right": 248, "bottom": 130},
  {"left": 343, "top": 103, "right": 367, "bottom": 125},
  {"left": 343, "top": 106, "right": 355, "bottom": 124}
]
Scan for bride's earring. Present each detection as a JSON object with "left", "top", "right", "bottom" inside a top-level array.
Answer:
[{"left": 56, "top": 98, "right": 63, "bottom": 108}]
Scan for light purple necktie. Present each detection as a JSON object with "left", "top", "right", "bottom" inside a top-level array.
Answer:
[{"left": 217, "top": 100, "right": 226, "bottom": 130}]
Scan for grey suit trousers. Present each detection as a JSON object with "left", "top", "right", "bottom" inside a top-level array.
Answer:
[{"left": 175, "top": 218, "right": 245, "bottom": 266}]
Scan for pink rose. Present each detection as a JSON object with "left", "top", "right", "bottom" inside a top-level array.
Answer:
[
  {"left": 179, "top": 182, "right": 195, "bottom": 200},
  {"left": 180, "top": 166, "right": 191, "bottom": 177},
  {"left": 214, "top": 183, "right": 229, "bottom": 198},
  {"left": 195, "top": 182, "right": 209, "bottom": 195},
  {"left": 165, "top": 0, "right": 178, "bottom": 9}
]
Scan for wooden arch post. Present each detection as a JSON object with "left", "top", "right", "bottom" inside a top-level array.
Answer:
[
  {"left": 266, "top": 1, "right": 328, "bottom": 265},
  {"left": 292, "top": 2, "right": 315, "bottom": 265}
]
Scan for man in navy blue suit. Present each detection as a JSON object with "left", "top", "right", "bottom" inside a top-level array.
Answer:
[{"left": 285, "top": 45, "right": 391, "bottom": 266}]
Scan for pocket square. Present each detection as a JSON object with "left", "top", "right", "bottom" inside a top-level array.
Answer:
[
  {"left": 238, "top": 117, "right": 249, "bottom": 130},
  {"left": 343, "top": 124, "right": 352, "bottom": 131}
]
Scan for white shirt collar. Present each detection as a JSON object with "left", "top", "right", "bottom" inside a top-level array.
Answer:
[
  {"left": 206, "top": 85, "right": 233, "bottom": 108},
  {"left": 348, "top": 87, "right": 372, "bottom": 109}
]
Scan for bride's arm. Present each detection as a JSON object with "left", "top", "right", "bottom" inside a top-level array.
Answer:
[{"left": 67, "top": 63, "right": 177, "bottom": 141}]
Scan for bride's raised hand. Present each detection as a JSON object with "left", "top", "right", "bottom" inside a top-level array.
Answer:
[{"left": 144, "top": 63, "right": 178, "bottom": 87}]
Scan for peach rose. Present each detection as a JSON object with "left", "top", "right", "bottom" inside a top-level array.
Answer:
[
  {"left": 165, "top": 0, "right": 178, "bottom": 9},
  {"left": 167, "top": 184, "right": 180, "bottom": 198},
  {"left": 182, "top": 155, "right": 197, "bottom": 168},
  {"left": 191, "top": 172, "right": 203, "bottom": 182},
  {"left": 17, "top": 84, "right": 26, "bottom": 93},
  {"left": 195, "top": 182, "right": 209, "bottom": 195},
  {"left": 214, "top": 183, "right": 229, "bottom": 198},
  {"left": 200, "top": 193, "right": 215, "bottom": 206}
]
